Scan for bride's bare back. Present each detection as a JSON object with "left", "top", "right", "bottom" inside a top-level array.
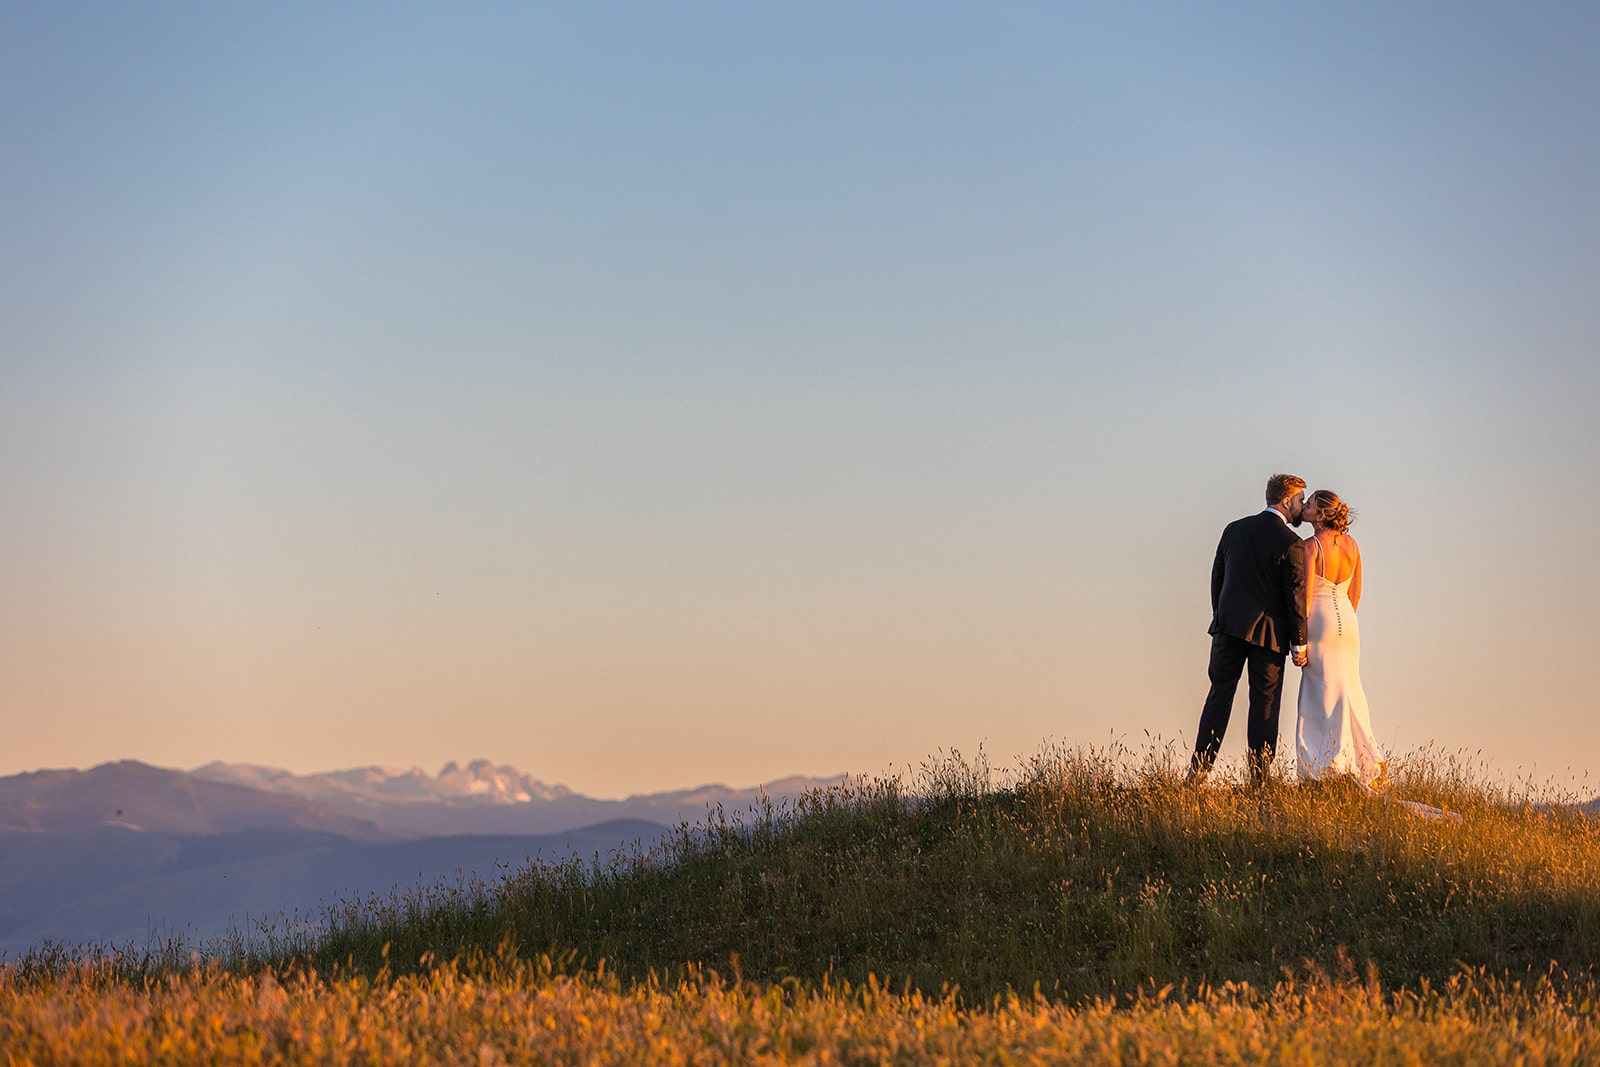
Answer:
[
  {"left": 1308, "top": 531, "right": 1360, "bottom": 585},
  {"left": 1303, "top": 489, "right": 1362, "bottom": 609}
]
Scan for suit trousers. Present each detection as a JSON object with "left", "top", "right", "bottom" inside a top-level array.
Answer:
[{"left": 1191, "top": 632, "right": 1286, "bottom": 777}]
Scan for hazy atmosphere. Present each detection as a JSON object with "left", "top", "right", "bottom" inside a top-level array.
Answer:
[{"left": 4, "top": 3, "right": 1597, "bottom": 797}]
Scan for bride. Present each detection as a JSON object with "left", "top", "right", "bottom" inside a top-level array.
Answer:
[{"left": 1296, "top": 490, "right": 1386, "bottom": 783}]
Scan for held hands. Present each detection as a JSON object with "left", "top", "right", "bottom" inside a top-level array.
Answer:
[{"left": 1291, "top": 647, "right": 1309, "bottom": 668}]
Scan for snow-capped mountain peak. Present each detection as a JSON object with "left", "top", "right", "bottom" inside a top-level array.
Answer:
[{"left": 192, "top": 759, "right": 573, "bottom": 807}]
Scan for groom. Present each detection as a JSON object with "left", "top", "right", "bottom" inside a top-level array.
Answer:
[{"left": 1187, "top": 474, "right": 1311, "bottom": 785}]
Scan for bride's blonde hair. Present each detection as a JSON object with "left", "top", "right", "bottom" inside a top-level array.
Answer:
[{"left": 1309, "top": 490, "right": 1354, "bottom": 533}]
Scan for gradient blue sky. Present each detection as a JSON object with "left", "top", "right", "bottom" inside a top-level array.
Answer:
[{"left": 3, "top": 3, "right": 1597, "bottom": 797}]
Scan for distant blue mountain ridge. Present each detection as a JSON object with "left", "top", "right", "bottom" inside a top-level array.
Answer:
[{"left": 0, "top": 759, "right": 842, "bottom": 959}]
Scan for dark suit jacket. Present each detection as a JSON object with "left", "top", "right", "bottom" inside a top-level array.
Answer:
[{"left": 1208, "top": 510, "right": 1308, "bottom": 654}]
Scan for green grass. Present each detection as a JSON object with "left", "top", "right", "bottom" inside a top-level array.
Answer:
[{"left": 247, "top": 743, "right": 1600, "bottom": 1004}]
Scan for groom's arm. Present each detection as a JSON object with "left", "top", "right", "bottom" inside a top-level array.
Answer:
[
  {"left": 1282, "top": 539, "right": 1309, "bottom": 647},
  {"left": 1210, "top": 539, "right": 1226, "bottom": 614}
]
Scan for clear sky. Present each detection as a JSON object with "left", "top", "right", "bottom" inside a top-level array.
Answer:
[{"left": 3, "top": 3, "right": 1597, "bottom": 798}]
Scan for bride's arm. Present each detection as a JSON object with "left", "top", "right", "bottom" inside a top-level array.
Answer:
[
  {"left": 1349, "top": 540, "right": 1362, "bottom": 610},
  {"left": 1303, "top": 535, "right": 1318, "bottom": 625}
]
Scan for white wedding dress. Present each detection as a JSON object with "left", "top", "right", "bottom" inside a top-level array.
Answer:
[{"left": 1296, "top": 559, "right": 1384, "bottom": 782}]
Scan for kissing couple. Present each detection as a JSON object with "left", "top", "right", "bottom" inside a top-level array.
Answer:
[{"left": 1186, "top": 473, "right": 1384, "bottom": 788}]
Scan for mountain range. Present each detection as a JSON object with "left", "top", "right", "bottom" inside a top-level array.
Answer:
[{"left": 0, "top": 759, "right": 841, "bottom": 959}]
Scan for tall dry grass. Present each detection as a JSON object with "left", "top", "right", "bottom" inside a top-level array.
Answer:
[{"left": 4, "top": 953, "right": 1600, "bottom": 1065}]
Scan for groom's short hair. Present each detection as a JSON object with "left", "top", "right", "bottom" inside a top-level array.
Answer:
[{"left": 1266, "top": 473, "right": 1306, "bottom": 505}]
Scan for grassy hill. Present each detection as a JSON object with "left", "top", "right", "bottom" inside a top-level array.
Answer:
[
  {"left": 10, "top": 746, "right": 1600, "bottom": 1064},
  {"left": 277, "top": 746, "right": 1600, "bottom": 1004}
]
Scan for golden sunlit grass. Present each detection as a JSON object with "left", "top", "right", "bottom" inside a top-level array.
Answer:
[
  {"left": 9, "top": 953, "right": 1600, "bottom": 1062},
  {"left": 7, "top": 743, "right": 1600, "bottom": 1063},
  {"left": 5, "top": 955, "right": 1600, "bottom": 1065}
]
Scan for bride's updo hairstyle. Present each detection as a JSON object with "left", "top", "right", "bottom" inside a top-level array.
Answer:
[{"left": 1309, "top": 490, "right": 1354, "bottom": 533}]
